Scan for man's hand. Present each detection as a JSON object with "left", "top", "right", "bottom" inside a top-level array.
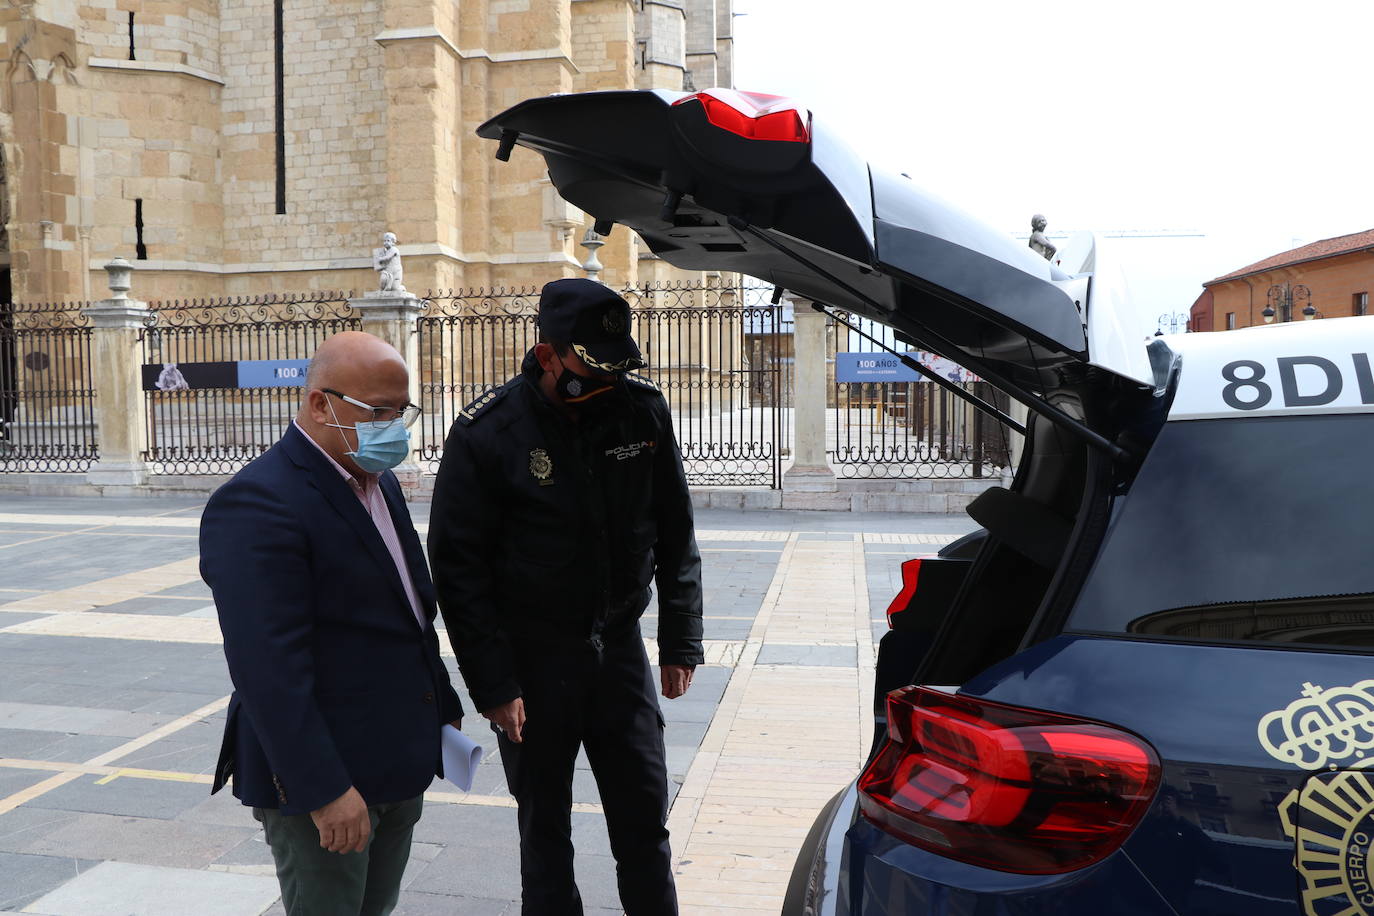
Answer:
[
  {"left": 310, "top": 786, "right": 370, "bottom": 854},
  {"left": 661, "top": 664, "right": 695, "bottom": 700},
  {"left": 483, "top": 698, "right": 525, "bottom": 743}
]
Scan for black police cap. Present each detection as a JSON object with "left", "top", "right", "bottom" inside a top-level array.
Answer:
[{"left": 537, "top": 278, "right": 646, "bottom": 372}]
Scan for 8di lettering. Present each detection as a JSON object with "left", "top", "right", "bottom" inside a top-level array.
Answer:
[{"left": 1221, "top": 353, "right": 1374, "bottom": 411}]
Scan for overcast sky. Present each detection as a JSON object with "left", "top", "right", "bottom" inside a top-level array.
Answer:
[{"left": 733, "top": 0, "right": 1374, "bottom": 329}]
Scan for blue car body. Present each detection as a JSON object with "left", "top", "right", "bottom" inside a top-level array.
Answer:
[{"left": 476, "top": 88, "right": 1374, "bottom": 916}]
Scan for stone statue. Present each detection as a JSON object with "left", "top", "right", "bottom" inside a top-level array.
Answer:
[
  {"left": 1028, "top": 214, "right": 1057, "bottom": 261},
  {"left": 372, "top": 231, "right": 405, "bottom": 292}
]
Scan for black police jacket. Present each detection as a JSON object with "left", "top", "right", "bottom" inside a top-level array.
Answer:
[{"left": 428, "top": 350, "right": 705, "bottom": 712}]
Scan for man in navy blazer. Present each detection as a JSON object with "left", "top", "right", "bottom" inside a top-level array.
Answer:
[{"left": 201, "top": 331, "right": 462, "bottom": 915}]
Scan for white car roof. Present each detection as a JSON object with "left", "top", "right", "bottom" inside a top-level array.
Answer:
[{"left": 1160, "top": 317, "right": 1374, "bottom": 421}]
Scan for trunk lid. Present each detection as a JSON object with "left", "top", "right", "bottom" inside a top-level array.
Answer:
[{"left": 477, "top": 89, "right": 1154, "bottom": 400}]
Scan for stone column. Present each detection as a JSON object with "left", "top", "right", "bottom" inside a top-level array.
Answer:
[
  {"left": 83, "top": 259, "right": 151, "bottom": 488},
  {"left": 349, "top": 289, "right": 425, "bottom": 486},
  {"left": 783, "top": 295, "right": 836, "bottom": 492}
]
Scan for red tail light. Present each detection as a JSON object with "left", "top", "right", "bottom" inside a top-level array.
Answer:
[
  {"left": 885, "top": 558, "right": 922, "bottom": 626},
  {"left": 858, "top": 687, "right": 1160, "bottom": 874},
  {"left": 672, "top": 89, "right": 810, "bottom": 143}
]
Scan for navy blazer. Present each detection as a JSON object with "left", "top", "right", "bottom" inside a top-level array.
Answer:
[{"left": 201, "top": 424, "right": 463, "bottom": 815}]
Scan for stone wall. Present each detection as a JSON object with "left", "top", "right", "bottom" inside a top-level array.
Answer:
[{"left": 1, "top": 0, "right": 735, "bottom": 304}]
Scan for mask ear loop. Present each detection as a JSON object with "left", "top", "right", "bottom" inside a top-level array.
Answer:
[{"left": 322, "top": 393, "right": 358, "bottom": 456}]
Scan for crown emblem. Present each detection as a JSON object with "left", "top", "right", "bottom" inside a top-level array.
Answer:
[{"left": 1258, "top": 680, "right": 1374, "bottom": 771}]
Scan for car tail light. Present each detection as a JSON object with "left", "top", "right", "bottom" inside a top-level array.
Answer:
[
  {"left": 858, "top": 687, "right": 1160, "bottom": 874},
  {"left": 672, "top": 89, "right": 810, "bottom": 143},
  {"left": 885, "top": 559, "right": 922, "bottom": 626}
]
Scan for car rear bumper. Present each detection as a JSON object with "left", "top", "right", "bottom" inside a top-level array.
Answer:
[{"left": 788, "top": 784, "right": 1179, "bottom": 915}]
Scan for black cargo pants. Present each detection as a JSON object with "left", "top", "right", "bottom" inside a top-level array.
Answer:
[{"left": 497, "top": 627, "right": 677, "bottom": 916}]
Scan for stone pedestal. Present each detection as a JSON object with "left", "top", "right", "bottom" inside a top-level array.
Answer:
[
  {"left": 84, "top": 259, "right": 152, "bottom": 487},
  {"left": 349, "top": 291, "right": 425, "bottom": 486},
  {"left": 782, "top": 295, "right": 836, "bottom": 493}
]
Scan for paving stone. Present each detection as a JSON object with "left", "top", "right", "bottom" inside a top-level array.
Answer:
[
  {"left": 152, "top": 580, "right": 215, "bottom": 599},
  {"left": 0, "top": 535, "right": 198, "bottom": 590},
  {"left": 403, "top": 839, "right": 523, "bottom": 899},
  {"left": 756, "top": 643, "right": 858, "bottom": 667},
  {"left": 18, "top": 810, "right": 256, "bottom": 868},
  {"left": 175, "top": 788, "right": 260, "bottom": 829},
  {"left": 23, "top": 859, "right": 281, "bottom": 916},
  {"left": 106, "top": 721, "right": 220, "bottom": 774},
  {"left": 0, "top": 610, "right": 48, "bottom": 626},
  {"left": 0, "top": 766, "right": 54, "bottom": 800},
  {"left": 0, "top": 636, "right": 230, "bottom": 695},
  {"left": 572, "top": 852, "right": 621, "bottom": 909},
  {"left": 210, "top": 832, "right": 276, "bottom": 869},
  {"left": 0, "top": 531, "right": 50, "bottom": 547},
  {"left": 97, "top": 596, "right": 211, "bottom": 616},
  {"left": 410, "top": 803, "right": 518, "bottom": 851},
  {"left": 37, "top": 773, "right": 212, "bottom": 820},
  {"left": 0, "top": 806, "right": 86, "bottom": 854},
  {"left": 0, "top": 729, "right": 127, "bottom": 763},
  {"left": 571, "top": 766, "right": 604, "bottom": 806},
  {"left": 0, "top": 701, "right": 173, "bottom": 738},
  {"left": 393, "top": 890, "right": 511, "bottom": 915},
  {"left": 659, "top": 697, "right": 717, "bottom": 724},
  {"left": 0, "top": 851, "right": 99, "bottom": 913},
  {"left": 180, "top": 604, "right": 219, "bottom": 618}
]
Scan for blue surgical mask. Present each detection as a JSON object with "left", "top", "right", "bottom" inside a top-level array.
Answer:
[
  {"left": 326, "top": 403, "right": 412, "bottom": 473},
  {"left": 346, "top": 419, "right": 411, "bottom": 472}
]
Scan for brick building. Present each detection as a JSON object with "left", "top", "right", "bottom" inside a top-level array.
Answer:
[
  {"left": 0, "top": 1, "right": 734, "bottom": 304},
  {"left": 1190, "top": 229, "right": 1374, "bottom": 331}
]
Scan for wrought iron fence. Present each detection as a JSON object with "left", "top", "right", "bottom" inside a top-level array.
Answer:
[
  {"left": 0, "top": 303, "right": 98, "bottom": 472},
  {"left": 140, "top": 293, "right": 359, "bottom": 475},
  {"left": 1, "top": 282, "right": 1015, "bottom": 484},
  {"left": 826, "top": 312, "right": 1013, "bottom": 478},
  {"left": 417, "top": 282, "right": 790, "bottom": 486}
]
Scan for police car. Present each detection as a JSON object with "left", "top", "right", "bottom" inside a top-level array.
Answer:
[{"left": 478, "top": 88, "right": 1374, "bottom": 916}]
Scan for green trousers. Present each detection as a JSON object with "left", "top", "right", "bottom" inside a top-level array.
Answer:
[{"left": 253, "top": 795, "right": 423, "bottom": 916}]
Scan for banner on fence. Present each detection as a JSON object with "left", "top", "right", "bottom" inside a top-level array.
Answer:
[
  {"left": 141, "top": 359, "right": 310, "bottom": 391},
  {"left": 835, "top": 351, "right": 979, "bottom": 384}
]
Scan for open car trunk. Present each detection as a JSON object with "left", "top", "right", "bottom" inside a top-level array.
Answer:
[{"left": 477, "top": 89, "right": 1153, "bottom": 421}]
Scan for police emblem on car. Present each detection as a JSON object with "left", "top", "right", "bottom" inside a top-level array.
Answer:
[
  {"left": 529, "top": 448, "right": 554, "bottom": 485},
  {"left": 1260, "top": 679, "right": 1374, "bottom": 916}
]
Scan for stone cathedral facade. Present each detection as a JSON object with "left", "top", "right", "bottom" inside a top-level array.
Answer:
[{"left": 0, "top": 0, "right": 735, "bottom": 304}]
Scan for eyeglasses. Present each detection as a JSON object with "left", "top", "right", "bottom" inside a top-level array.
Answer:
[{"left": 322, "top": 388, "right": 422, "bottom": 428}]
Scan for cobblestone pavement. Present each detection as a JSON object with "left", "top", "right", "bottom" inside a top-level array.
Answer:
[{"left": 0, "top": 495, "right": 976, "bottom": 915}]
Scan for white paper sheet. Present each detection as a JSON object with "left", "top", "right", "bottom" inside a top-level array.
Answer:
[{"left": 440, "top": 724, "right": 484, "bottom": 792}]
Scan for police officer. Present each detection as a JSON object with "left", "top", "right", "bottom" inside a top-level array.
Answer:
[{"left": 428, "top": 278, "right": 704, "bottom": 916}]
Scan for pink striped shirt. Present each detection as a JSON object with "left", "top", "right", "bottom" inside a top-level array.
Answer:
[{"left": 294, "top": 420, "right": 426, "bottom": 631}]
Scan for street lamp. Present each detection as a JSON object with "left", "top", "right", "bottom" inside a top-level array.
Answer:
[
  {"left": 1264, "top": 283, "right": 1311, "bottom": 324},
  {"left": 1154, "top": 311, "right": 1189, "bottom": 336}
]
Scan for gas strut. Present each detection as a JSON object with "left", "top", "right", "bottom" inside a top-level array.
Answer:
[
  {"left": 731, "top": 215, "right": 1129, "bottom": 462},
  {"left": 810, "top": 301, "right": 1025, "bottom": 435}
]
